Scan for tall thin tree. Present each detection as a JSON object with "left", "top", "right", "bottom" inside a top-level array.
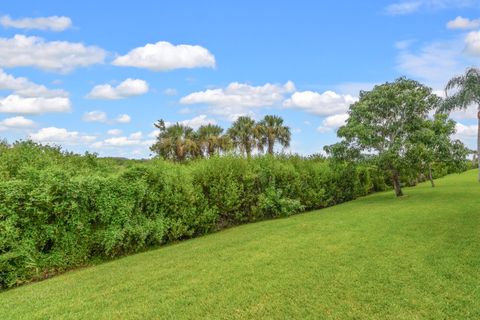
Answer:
[
  {"left": 227, "top": 116, "right": 258, "bottom": 157},
  {"left": 257, "top": 115, "right": 291, "bottom": 155},
  {"left": 197, "top": 124, "right": 231, "bottom": 157},
  {"left": 441, "top": 68, "right": 480, "bottom": 182},
  {"left": 150, "top": 120, "right": 198, "bottom": 161}
]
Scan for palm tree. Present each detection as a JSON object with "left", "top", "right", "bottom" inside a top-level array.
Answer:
[
  {"left": 197, "top": 124, "right": 231, "bottom": 157},
  {"left": 227, "top": 116, "right": 258, "bottom": 157},
  {"left": 442, "top": 68, "right": 480, "bottom": 182},
  {"left": 150, "top": 120, "right": 199, "bottom": 161},
  {"left": 256, "top": 115, "right": 291, "bottom": 155}
]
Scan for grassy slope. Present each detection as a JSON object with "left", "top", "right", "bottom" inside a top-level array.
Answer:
[{"left": 1, "top": 170, "right": 479, "bottom": 319}]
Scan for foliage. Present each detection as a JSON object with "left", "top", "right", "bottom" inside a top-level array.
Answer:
[
  {"left": 256, "top": 115, "right": 291, "bottom": 154},
  {"left": 0, "top": 141, "right": 389, "bottom": 289},
  {"left": 325, "top": 77, "right": 442, "bottom": 197},
  {"left": 227, "top": 116, "right": 259, "bottom": 157},
  {"left": 1, "top": 170, "right": 479, "bottom": 319},
  {"left": 441, "top": 67, "right": 480, "bottom": 182}
]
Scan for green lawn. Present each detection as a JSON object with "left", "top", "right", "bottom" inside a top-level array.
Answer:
[{"left": 1, "top": 170, "right": 479, "bottom": 319}]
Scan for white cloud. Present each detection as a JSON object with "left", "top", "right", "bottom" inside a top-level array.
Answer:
[
  {"left": 454, "top": 122, "right": 477, "bottom": 146},
  {"left": 0, "top": 95, "right": 71, "bottom": 114},
  {"left": 82, "top": 111, "right": 107, "bottom": 123},
  {"left": 0, "top": 69, "right": 68, "bottom": 98},
  {"left": 317, "top": 113, "right": 349, "bottom": 132},
  {"left": 283, "top": 90, "right": 356, "bottom": 116},
  {"left": 0, "top": 69, "right": 71, "bottom": 114},
  {"left": 0, "top": 35, "right": 106, "bottom": 73},
  {"left": 464, "top": 30, "right": 480, "bottom": 56},
  {"left": 107, "top": 129, "right": 122, "bottom": 135},
  {"left": 115, "top": 114, "right": 131, "bottom": 123},
  {"left": 82, "top": 111, "right": 132, "bottom": 124},
  {"left": 396, "top": 38, "right": 467, "bottom": 88},
  {"left": 112, "top": 41, "right": 216, "bottom": 71},
  {"left": 447, "top": 16, "right": 480, "bottom": 30},
  {"left": 87, "top": 78, "right": 149, "bottom": 100},
  {"left": 455, "top": 122, "right": 477, "bottom": 138},
  {"left": 0, "top": 116, "right": 35, "bottom": 129},
  {"left": 180, "top": 81, "right": 295, "bottom": 120},
  {"left": 30, "top": 127, "right": 96, "bottom": 145},
  {"left": 178, "top": 114, "right": 216, "bottom": 129},
  {"left": 94, "top": 136, "right": 145, "bottom": 147},
  {"left": 0, "top": 15, "right": 72, "bottom": 31}
]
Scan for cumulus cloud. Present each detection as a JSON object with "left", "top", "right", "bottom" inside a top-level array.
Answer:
[
  {"left": 447, "top": 16, "right": 480, "bottom": 30},
  {"left": 0, "top": 69, "right": 68, "bottom": 98},
  {"left": 317, "top": 113, "right": 349, "bottom": 133},
  {"left": 0, "top": 15, "right": 72, "bottom": 31},
  {"left": 112, "top": 41, "right": 216, "bottom": 71},
  {"left": 0, "top": 116, "right": 35, "bottom": 131},
  {"left": 454, "top": 122, "right": 477, "bottom": 148},
  {"left": 464, "top": 30, "right": 480, "bottom": 56},
  {"left": 0, "top": 69, "right": 71, "bottom": 114},
  {"left": 283, "top": 90, "right": 356, "bottom": 116},
  {"left": 82, "top": 111, "right": 131, "bottom": 124},
  {"left": 455, "top": 122, "right": 477, "bottom": 136},
  {"left": 86, "top": 78, "right": 149, "bottom": 100},
  {"left": 180, "top": 81, "right": 295, "bottom": 120},
  {"left": 177, "top": 114, "right": 216, "bottom": 129},
  {"left": 93, "top": 131, "right": 150, "bottom": 148},
  {"left": 30, "top": 127, "right": 96, "bottom": 145},
  {"left": 0, "top": 35, "right": 106, "bottom": 73},
  {"left": 0, "top": 95, "right": 71, "bottom": 114}
]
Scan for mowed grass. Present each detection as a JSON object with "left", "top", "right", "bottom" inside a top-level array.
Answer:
[{"left": 1, "top": 170, "right": 479, "bottom": 319}]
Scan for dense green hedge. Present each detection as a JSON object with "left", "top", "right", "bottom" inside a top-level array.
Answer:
[{"left": 0, "top": 142, "right": 391, "bottom": 289}]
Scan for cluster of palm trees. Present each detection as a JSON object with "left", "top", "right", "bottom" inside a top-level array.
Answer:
[{"left": 150, "top": 115, "right": 291, "bottom": 161}]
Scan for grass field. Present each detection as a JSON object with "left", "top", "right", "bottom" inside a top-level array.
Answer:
[{"left": 1, "top": 170, "right": 479, "bottom": 319}]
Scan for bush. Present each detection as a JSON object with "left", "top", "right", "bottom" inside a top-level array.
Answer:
[{"left": 0, "top": 142, "right": 392, "bottom": 289}]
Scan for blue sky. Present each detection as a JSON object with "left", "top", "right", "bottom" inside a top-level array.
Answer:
[{"left": 0, "top": 0, "right": 479, "bottom": 157}]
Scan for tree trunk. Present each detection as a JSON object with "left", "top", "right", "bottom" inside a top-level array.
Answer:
[
  {"left": 391, "top": 169, "right": 403, "bottom": 197},
  {"left": 477, "top": 109, "right": 480, "bottom": 182},
  {"left": 428, "top": 163, "right": 435, "bottom": 187},
  {"left": 268, "top": 137, "right": 274, "bottom": 155}
]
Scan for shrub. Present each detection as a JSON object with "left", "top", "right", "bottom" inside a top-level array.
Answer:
[{"left": 0, "top": 142, "right": 396, "bottom": 289}]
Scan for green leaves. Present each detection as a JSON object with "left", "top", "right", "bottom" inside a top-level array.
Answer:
[{"left": 327, "top": 77, "right": 446, "bottom": 196}]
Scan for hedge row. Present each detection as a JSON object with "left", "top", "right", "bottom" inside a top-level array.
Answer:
[{"left": 0, "top": 142, "right": 388, "bottom": 289}]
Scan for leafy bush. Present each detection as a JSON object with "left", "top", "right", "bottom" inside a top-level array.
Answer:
[{"left": 0, "top": 141, "right": 398, "bottom": 289}]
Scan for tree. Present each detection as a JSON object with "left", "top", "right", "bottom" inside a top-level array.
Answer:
[
  {"left": 197, "top": 124, "right": 231, "bottom": 157},
  {"left": 227, "top": 116, "right": 259, "bottom": 157},
  {"left": 256, "top": 115, "right": 291, "bottom": 155},
  {"left": 408, "top": 114, "right": 469, "bottom": 187},
  {"left": 325, "top": 78, "right": 440, "bottom": 197},
  {"left": 441, "top": 67, "right": 480, "bottom": 182},
  {"left": 150, "top": 120, "right": 199, "bottom": 161}
]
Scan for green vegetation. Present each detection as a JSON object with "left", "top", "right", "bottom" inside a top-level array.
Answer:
[
  {"left": 325, "top": 78, "right": 468, "bottom": 197},
  {"left": 0, "top": 141, "right": 391, "bottom": 289},
  {"left": 1, "top": 170, "right": 478, "bottom": 319},
  {"left": 442, "top": 67, "right": 480, "bottom": 182},
  {"left": 150, "top": 114, "right": 292, "bottom": 161}
]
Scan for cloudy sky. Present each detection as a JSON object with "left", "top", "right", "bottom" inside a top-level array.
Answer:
[{"left": 0, "top": 0, "right": 479, "bottom": 157}]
